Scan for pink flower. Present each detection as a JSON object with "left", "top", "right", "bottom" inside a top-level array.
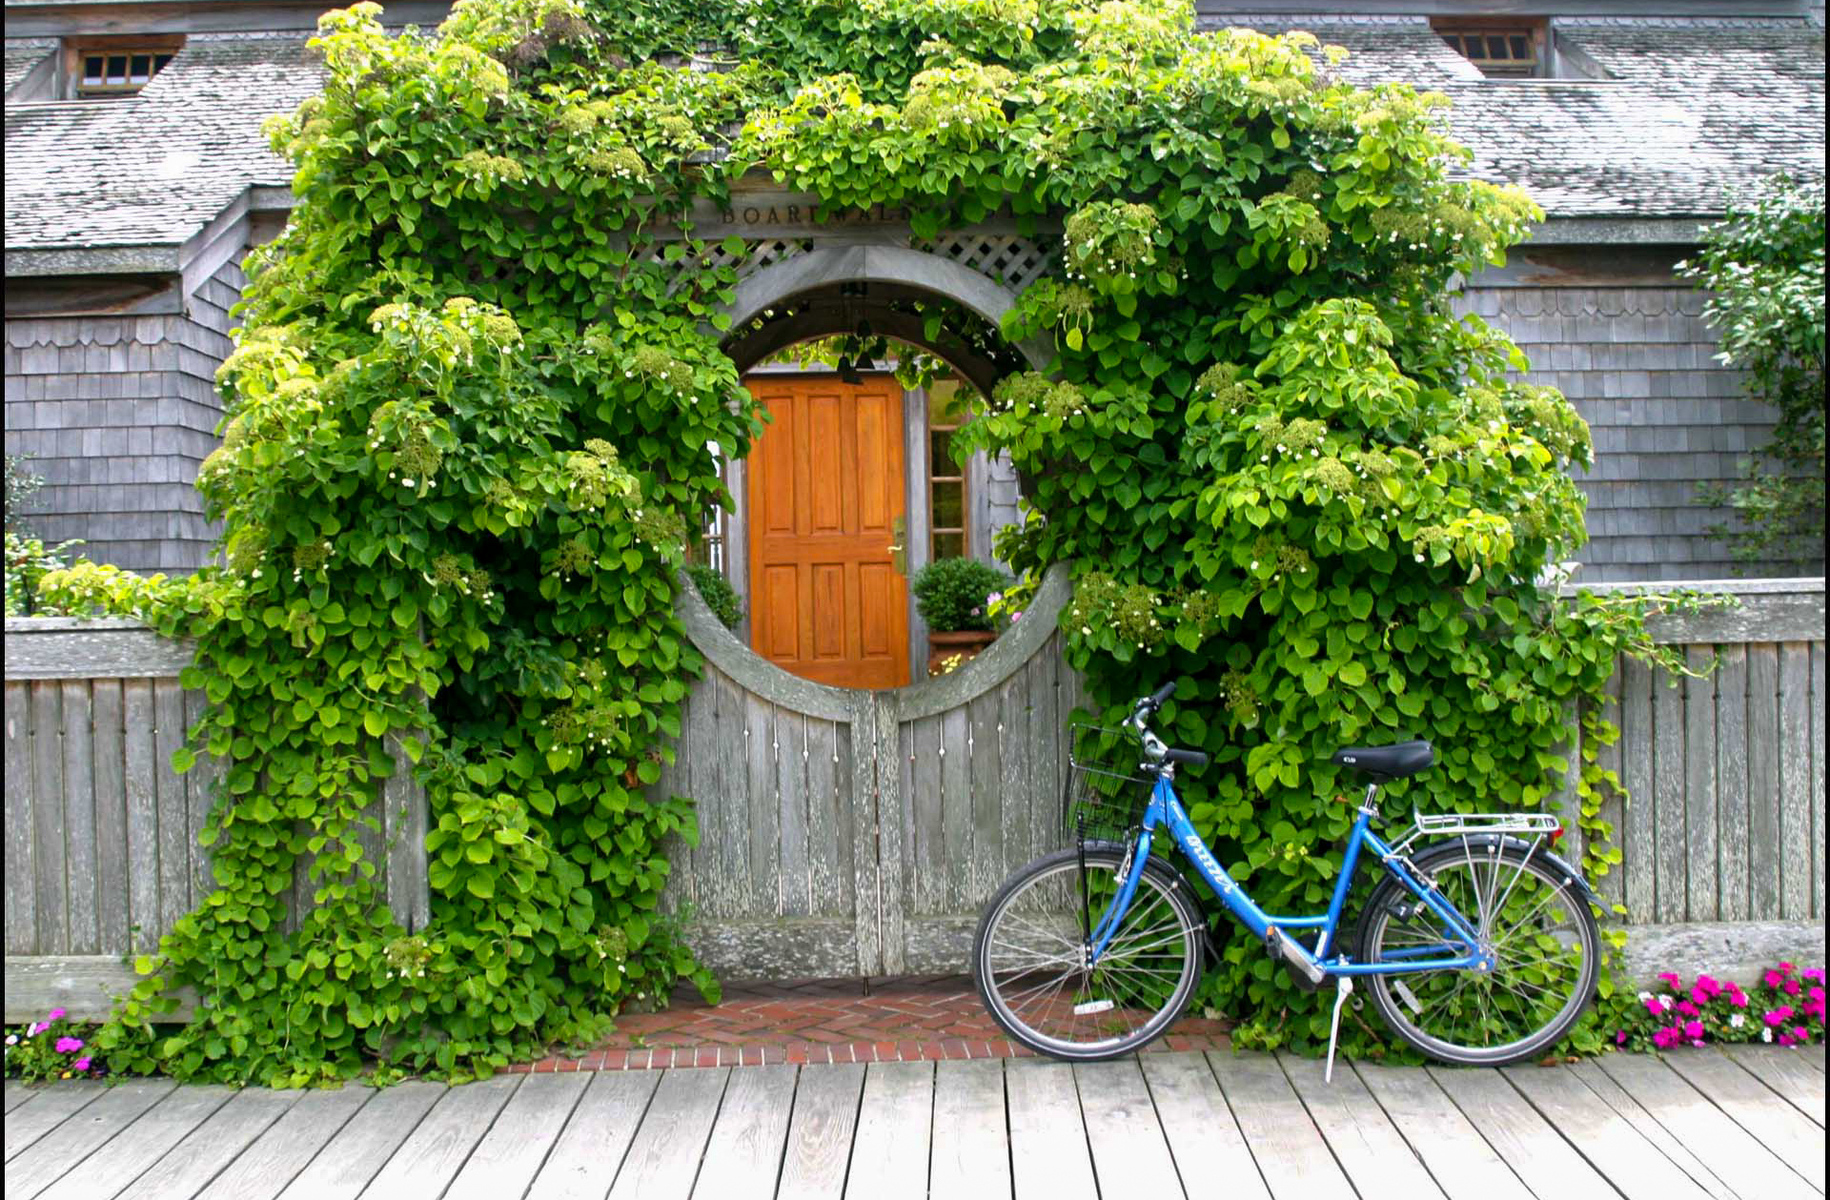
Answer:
[
  {"left": 1676, "top": 1000, "right": 1700, "bottom": 1017},
  {"left": 1777, "top": 1032, "right": 1796, "bottom": 1047},
  {"left": 1616, "top": 1030, "right": 1629, "bottom": 1045},
  {"left": 1644, "top": 997, "right": 1665, "bottom": 1017},
  {"left": 1010, "top": 611, "right": 1022, "bottom": 622},
  {"left": 1765, "top": 970, "right": 1784, "bottom": 988},
  {"left": 1803, "top": 968, "right": 1825, "bottom": 984},
  {"left": 1728, "top": 984, "right": 1749, "bottom": 1007},
  {"left": 1764, "top": 1007, "right": 1794, "bottom": 1027},
  {"left": 1778, "top": 962, "right": 1795, "bottom": 973},
  {"left": 1684, "top": 1020, "right": 1705, "bottom": 1040},
  {"left": 46, "top": 1008, "right": 66, "bottom": 1021},
  {"left": 1793, "top": 1026, "right": 1810, "bottom": 1042},
  {"left": 72, "top": 1057, "right": 91, "bottom": 1072},
  {"left": 1658, "top": 972, "right": 1683, "bottom": 988},
  {"left": 26, "top": 1022, "right": 46, "bottom": 1037},
  {"left": 53, "top": 1036, "right": 83, "bottom": 1054},
  {"left": 1784, "top": 979, "right": 1801, "bottom": 995}
]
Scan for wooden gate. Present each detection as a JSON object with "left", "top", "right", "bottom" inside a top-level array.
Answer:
[{"left": 653, "top": 566, "right": 1083, "bottom": 978}]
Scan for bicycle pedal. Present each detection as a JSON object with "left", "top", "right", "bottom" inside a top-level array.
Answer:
[{"left": 1264, "top": 927, "right": 1326, "bottom": 992}]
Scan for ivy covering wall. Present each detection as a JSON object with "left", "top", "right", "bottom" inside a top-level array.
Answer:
[{"left": 70, "top": 0, "right": 1694, "bottom": 1083}]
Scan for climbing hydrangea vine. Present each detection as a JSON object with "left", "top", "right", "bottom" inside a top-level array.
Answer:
[{"left": 66, "top": 0, "right": 1701, "bottom": 1081}]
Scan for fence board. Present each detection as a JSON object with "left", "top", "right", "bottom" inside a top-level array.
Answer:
[
  {"left": 1619, "top": 657, "right": 1655, "bottom": 921},
  {"left": 968, "top": 692, "right": 1002, "bottom": 910},
  {"left": 1777, "top": 642, "right": 1811, "bottom": 920},
  {"left": 5, "top": 684, "right": 36, "bottom": 955},
  {"left": 1652, "top": 669, "right": 1686, "bottom": 922},
  {"left": 1593, "top": 667, "right": 1626, "bottom": 911},
  {"left": 778, "top": 706, "right": 810, "bottom": 918},
  {"left": 153, "top": 677, "right": 189, "bottom": 928},
  {"left": 1746, "top": 645, "right": 1783, "bottom": 919},
  {"left": 745, "top": 693, "right": 778, "bottom": 917},
  {"left": 806, "top": 718, "right": 843, "bottom": 918},
  {"left": 92, "top": 679, "right": 130, "bottom": 954},
  {"left": 123, "top": 680, "right": 161, "bottom": 956},
  {"left": 31, "top": 681, "right": 67, "bottom": 954},
  {"left": 1683, "top": 648, "right": 1717, "bottom": 921},
  {"left": 940, "top": 706, "right": 971, "bottom": 913},
  {"left": 1813, "top": 642, "right": 1825, "bottom": 920},
  {"left": 1714, "top": 646, "right": 1749, "bottom": 923}
]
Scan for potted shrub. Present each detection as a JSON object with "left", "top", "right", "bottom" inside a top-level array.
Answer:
[{"left": 911, "top": 556, "right": 1012, "bottom": 675}]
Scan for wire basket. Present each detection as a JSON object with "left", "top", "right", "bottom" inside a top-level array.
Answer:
[{"left": 1063, "top": 722, "right": 1154, "bottom": 844}]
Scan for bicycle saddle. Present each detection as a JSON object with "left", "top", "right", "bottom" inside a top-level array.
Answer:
[{"left": 1330, "top": 740, "right": 1434, "bottom": 779}]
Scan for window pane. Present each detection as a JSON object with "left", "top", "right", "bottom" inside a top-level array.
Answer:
[
  {"left": 933, "top": 532, "right": 965, "bottom": 561},
  {"left": 930, "top": 429, "right": 956, "bottom": 476},
  {"left": 1439, "top": 34, "right": 1461, "bottom": 54},
  {"left": 83, "top": 56, "right": 104, "bottom": 84},
  {"left": 932, "top": 481, "right": 964, "bottom": 530},
  {"left": 106, "top": 55, "right": 127, "bottom": 84},
  {"left": 1486, "top": 36, "right": 1507, "bottom": 59},
  {"left": 130, "top": 55, "right": 151, "bottom": 83},
  {"left": 1509, "top": 35, "right": 1530, "bottom": 59},
  {"left": 154, "top": 54, "right": 173, "bottom": 71}
]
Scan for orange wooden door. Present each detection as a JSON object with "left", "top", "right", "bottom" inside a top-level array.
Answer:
[{"left": 747, "top": 375, "right": 910, "bottom": 689}]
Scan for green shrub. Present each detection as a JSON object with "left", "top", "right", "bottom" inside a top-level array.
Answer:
[
  {"left": 4, "top": 531, "right": 83, "bottom": 617},
  {"left": 912, "top": 557, "right": 1012, "bottom": 632},
  {"left": 687, "top": 564, "right": 743, "bottom": 630}
]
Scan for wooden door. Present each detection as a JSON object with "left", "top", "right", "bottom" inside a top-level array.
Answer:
[{"left": 747, "top": 375, "right": 910, "bottom": 689}]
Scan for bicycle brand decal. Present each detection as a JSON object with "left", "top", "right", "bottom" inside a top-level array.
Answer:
[{"left": 1072, "top": 999, "right": 1115, "bottom": 1016}]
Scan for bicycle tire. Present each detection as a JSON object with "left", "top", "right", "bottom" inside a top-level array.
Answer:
[
  {"left": 973, "top": 843, "right": 1205, "bottom": 1062},
  {"left": 1356, "top": 839, "right": 1600, "bottom": 1066}
]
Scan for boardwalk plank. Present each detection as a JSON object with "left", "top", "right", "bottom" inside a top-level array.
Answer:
[
  {"left": 605, "top": 1067, "right": 729, "bottom": 1200},
  {"left": 526, "top": 1071, "right": 661, "bottom": 1200},
  {"left": 4, "top": 1081, "right": 109, "bottom": 1162},
  {"left": 693, "top": 1063, "right": 797, "bottom": 1200},
  {"left": 845, "top": 1061, "right": 933, "bottom": 1200},
  {"left": 4, "top": 1081, "right": 41, "bottom": 1115},
  {"left": 444, "top": 1073, "right": 590, "bottom": 1200},
  {"left": 1138, "top": 1052, "right": 1268, "bottom": 1200},
  {"left": 1501, "top": 1063, "right": 1717, "bottom": 1200},
  {"left": 1593, "top": 1052, "right": 1808, "bottom": 1197},
  {"left": 274, "top": 1081, "right": 444, "bottom": 1200},
  {"left": 929, "top": 1059, "right": 1010, "bottom": 1200},
  {"left": 1721, "top": 1044, "right": 1826, "bottom": 1126},
  {"left": 1564, "top": 1060, "right": 1744, "bottom": 1198},
  {"left": 358, "top": 1075, "right": 521, "bottom": 1200},
  {"left": 1076, "top": 1058, "right": 1183, "bottom": 1200},
  {"left": 1279, "top": 1054, "right": 1444, "bottom": 1200},
  {"left": 1503, "top": 1063, "right": 1728, "bottom": 1200},
  {"left": 191, "top": 1085, "right": 375, "bottom": 1200},
  {"left": 776, "top": 1062, "right": 865, "bottom": 1200},
  {"left": 1205, "top": 1051, "right": 1353, "bottom": 1199},
  {"left": 1659, "top": 1047, "right": 1826, "bottom": 1191},
  {"left": 114, "top": 1087, "right": 301, "bottom": 1200},
  {"left": 1352, "top": 1061, "right": 1525, "bottom": 1200},
  {"left": 1006, "top": 1058, "right": 1097, "bottom": 1200},
  {"left": 1426, "top": 1067, "right": 1623, "bottom": 1198},
  {"left": 5, "top": 1080, "right": 175, "bottom": 1199},
  {"left": 32, "top": 1083, "right": 235, "bottom": 1200}
]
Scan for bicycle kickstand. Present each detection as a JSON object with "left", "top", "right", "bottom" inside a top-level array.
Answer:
[{"left": 1324, "top": 976, "right": 1354, "bottom": 1084}]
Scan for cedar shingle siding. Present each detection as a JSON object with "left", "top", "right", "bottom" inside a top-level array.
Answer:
[{"left": 4, "top": 6, "right": 1826, "bottom": 580}]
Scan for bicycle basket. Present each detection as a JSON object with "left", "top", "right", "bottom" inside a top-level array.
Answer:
[{"left": 1063, "top": 722, "right": 1154, "bottom": 844}]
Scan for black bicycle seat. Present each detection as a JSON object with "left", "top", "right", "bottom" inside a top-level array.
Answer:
[{"left": 1331, "top": 740, "right": 1434, "bottom": 779}]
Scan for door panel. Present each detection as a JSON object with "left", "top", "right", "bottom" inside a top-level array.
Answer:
[{"left": 748, "top": 375, "right": 910, "bottom": 690}]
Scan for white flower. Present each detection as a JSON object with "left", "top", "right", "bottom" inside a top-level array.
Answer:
[
  {"left": 1763, "top": 1027, "right": 1774, "bottom": 1042},
  {"left": 1637, "top": 991, "right": 1653, "bottom": 1002},
  {"left": 1730, "top": 1013, "right": 1746, "bottom": 1028}
]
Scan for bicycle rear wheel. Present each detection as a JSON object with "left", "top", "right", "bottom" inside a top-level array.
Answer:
[
  {"left": 972, "top": 843, "right": 1204, "bottom": 1061},
  {"left": 1357, "top": 839, "right": 1600, "bottom": 1066}
]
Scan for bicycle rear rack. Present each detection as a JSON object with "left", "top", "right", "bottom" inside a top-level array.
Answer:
[{"left": 1391, "top": 811, "right": 1561, "bottom": 856}]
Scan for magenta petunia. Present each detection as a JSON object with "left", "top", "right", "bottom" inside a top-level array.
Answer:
[
  {"left": 1658, "top": 972, "right": 1682, "bottom": 988},
  {"left": 1784, "top": 979, "right": 1801, "bottom": 995},
  {"left": 1764, "top": 1007, "right": 1794, "bottom": 1027},
  {"left": 46, "top": 1008, "right": 66, "bottom": 1021},
  {"left": 1778, "top": 961, "right": 1795, "bottom": 973},
  {"left": 1644, "top": 997, "right": 1665, "bottom": 1017},
  {"left": 72, "top": 1057, "right": 91, "bottom": 1072},
  {"left": 53, "top": 1036, "right": 83, "bottom": 1053},
  {"left": 1616, "top": 1030, "right": 1628, "bottom": 1045},
  {"left": 1676, "top": 1000, "right": 1699, "bottom": 1017},
  {"left": 1765, "top": 970, "right": 1784, "bottom": 988},
  {"left": 1684, "top": 1020, "right": 1705, "bottom": 1039}
]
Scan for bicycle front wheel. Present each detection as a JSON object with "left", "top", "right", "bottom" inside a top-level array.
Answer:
[
  {"left": 1357, "top": 839, "right": 1600, "bottom": 1066},
  {"left": 972, "top": 843, "right": 1204, "bottom": 1062}
]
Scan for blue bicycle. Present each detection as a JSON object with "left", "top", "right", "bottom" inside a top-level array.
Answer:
[{"left": 971, "top": 682, "right": 1602, "bottom": 1072}]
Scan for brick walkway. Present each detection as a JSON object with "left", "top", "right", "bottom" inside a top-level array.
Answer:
[{"left": 503, "top": 975, "right": 1233, "bottom": 1072}]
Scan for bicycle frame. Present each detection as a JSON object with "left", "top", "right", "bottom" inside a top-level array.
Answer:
[{"left": 1087, "top": 772, "right": 1491, "bottom": 978}]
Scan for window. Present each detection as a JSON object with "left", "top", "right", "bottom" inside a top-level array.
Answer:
[
  {"left": 928, "top": 382, "right": 968, "bottom": 561},
  {"left": 64, "top": 38, "right": 182, "bottom": 99},
  {"left": 1433, "top": 19, "right": 1545, "bottom": 78}
]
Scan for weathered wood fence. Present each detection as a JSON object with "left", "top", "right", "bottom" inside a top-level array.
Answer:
[{"left": 5, "top": 576, "right": 1823, "bottom": 1020}]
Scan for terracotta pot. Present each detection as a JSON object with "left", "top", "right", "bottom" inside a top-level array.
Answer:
[{"left": 927, "top": 629, "right": 997, "bottom": 676}]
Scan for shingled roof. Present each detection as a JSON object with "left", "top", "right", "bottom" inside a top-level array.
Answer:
[
  {"left": 5, "top": 33, "right": 319, "bottom": 254},
  {"left": 4, "top": 15, "right": 1825, "bottom": 256}
]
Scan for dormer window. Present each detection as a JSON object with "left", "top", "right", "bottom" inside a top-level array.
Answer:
[
  {"left": 64, "top": 37, "right": 183, "bottom": 99},
  {"left": 1433, "top": 18, "right": 1546, "bottom": 78}
]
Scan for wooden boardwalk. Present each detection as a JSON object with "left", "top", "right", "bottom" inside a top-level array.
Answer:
[{"left": 4, "top": 1045, "right": 1823, "bottom": 1200}]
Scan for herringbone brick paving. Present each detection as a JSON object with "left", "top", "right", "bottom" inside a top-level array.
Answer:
[{"left": 503, "top": 975, "right": 1232, "bottom": 1072}]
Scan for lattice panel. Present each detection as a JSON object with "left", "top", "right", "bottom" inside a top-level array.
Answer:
[
  {"left": 915, "top": 233, "right": 1056, "bottom": 291},
  {"left": 648, "top": 238, "right": 814, "bottom": 294}
]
